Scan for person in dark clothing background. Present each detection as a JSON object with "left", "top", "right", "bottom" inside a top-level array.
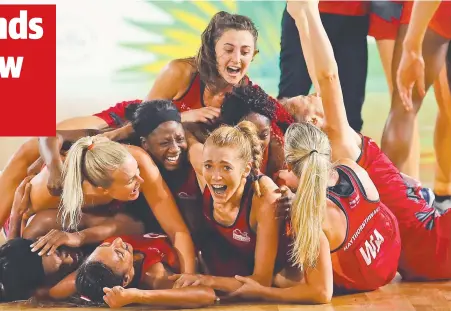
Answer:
[{"left": 278, "top": 1, "right": 369, "bottom": 132}]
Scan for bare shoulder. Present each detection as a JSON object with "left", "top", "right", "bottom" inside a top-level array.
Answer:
[
  {"left": 335, "top": 158, "right": 370, "bottom": 182},
  {"left": 335, "top": 158, "right": 379, "bottom": 200},
  {"left": 146, "top": 58, "right": 197, "bottom": 100},
  {"left": 164, "top": 59, "right": 196, "bottom": 80},
  {"left": 256, "top": 175, "right": 281, "bottom": 204},
  {"left": 124, "top": 145, "right": 155, "bottom": 166}
]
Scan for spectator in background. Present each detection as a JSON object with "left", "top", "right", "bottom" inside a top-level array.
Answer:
[{"left": 278, "top": 1, "right": 369, "bottom": 132}]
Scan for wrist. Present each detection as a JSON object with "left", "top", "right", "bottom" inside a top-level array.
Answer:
[
  {"left": 133, "top": 288, "right": 149, "bottom": 304},
  {"left": 258, "top": 285, "right": 271, "bottom": 301},
  {"left": 75, "top": 231, "right": 86, "bottom": 247},
  {"left": 201, "top": 275, "right": 214, "bottom": 287},
  {"left": 49, "top": 158, "right": 63, "bottom": 169},
  {"left": 403, "top": 38, "right": 422, "bottom": 54}
]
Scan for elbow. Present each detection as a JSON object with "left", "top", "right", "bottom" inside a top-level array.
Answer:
[
  {"left": 317, "top": 71, "right": 339, "bottom": 85},
  {"left": 197, "top": 288, "right": 217, "bottom": 307},
  {"left": 312, "top": 286, "right": 332, "bottom": 304}
]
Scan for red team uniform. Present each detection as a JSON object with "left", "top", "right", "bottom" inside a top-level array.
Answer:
[
  {"left": 103, "top": 234, "right": 180, "bottom": 281},
  {"left": 357, "top": 136, "right": 451, "bottom": 280},
  {"left": 369, "top": 1, "right": 451, "bottom": 41},
  {"left": 327, "top": 165, "right": 401, "bottom": 292},
  {"left": 200, "top": 178, "right": 258, "bottom": 277},
  {"left": 368, "top": 1, "right": 403, "bottom": 40}
]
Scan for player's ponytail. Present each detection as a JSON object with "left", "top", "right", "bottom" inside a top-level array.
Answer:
[{"left": 284, "top": 122, "right": 332, "bottom": 268}]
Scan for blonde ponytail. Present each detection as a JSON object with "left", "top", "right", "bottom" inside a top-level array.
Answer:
[
  {"left": 206, "top": 120, "right": 264, "bottom": 195},
  {"left": 60, "top": 136, "right": 130, "bottom": 230},
  {"left": 284, "top": 122, "right": 332, "bottom": 269}
]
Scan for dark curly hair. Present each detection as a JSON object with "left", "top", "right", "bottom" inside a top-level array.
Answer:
[
  {"left": 0, "top": 238, "right": 45, "bottom": 302},
  {"left": 221, "top": 84, "right": 276, "bottom": 126},
  {"left": 221, "top": 84, "right": 293, "bottom": 145}
]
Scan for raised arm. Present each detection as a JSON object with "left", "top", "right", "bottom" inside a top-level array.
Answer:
[
  {"left": 287, "top": 1, "right": 360, "bottom": 160},
  {"left": 403, "top": 1, "right": 442, "bottom": 52},
  {"left": 128, "top": 146, "right": 196, "bottom": 273},
  {"left": 38, "top": 129, "right": 103, "bottom": 196}
]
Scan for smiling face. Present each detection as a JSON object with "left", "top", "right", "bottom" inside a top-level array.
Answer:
[
  {"left": 85, "top": 237, "right": 135, "bottom": 287},
  {"left": 42, "top": 247, "right": 83, "bottom": 278},
  {"left": 104, "top": 155, "right": 143, "bottom": 201},
  {"left": 215, "top": 29, "right": 256, "bottom": 85},
  {"left": 243, "top": 112, "right": 271, "bottom": 151},
  {"left": 202, "top": 143, "right": 251, "bottom": 204},
  {"left": 142, "top": 121, "right": 187, "bottom": 171}
]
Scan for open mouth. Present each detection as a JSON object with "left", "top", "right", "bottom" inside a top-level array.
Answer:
[
  {"left": 211, "top": 184, "right": 227, "bottom": 195},
  {"left": 165, "top": 153, "right": 180, "bottom": 165},
  {"left": 130, "top": 182, "right": 140, "bottom": 196},
  {"left": 226, "top": 66, "right": 241, "bottom": 76}
]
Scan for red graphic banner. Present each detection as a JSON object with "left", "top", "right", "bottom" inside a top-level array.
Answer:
[{"left": 0, "top": 5, "right": 56, "bottom": 136}]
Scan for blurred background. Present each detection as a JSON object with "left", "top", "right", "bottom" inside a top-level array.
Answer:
[{"left": 0, "top": 0, "right": 438, "bottom": 185}]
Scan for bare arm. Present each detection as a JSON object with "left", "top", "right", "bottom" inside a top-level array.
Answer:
[
  {"left": 0, "top": 138, "right": 40, "bottom": 227},
  {"left": 233, "top": 231, "right": 333, "bottom": 304},
  {"left": 288, "top": 1, "right": 360, "bottom": 160},
  {"left": 129, "top": 146, "right": 196, "bottom": 273},
  {"left": 251, "top": 177, "right": 282, "bottom": 286},
  {"left": 8, "top": 176, "right": 33, "bottom": 239},
  {"left": 403, "top": 1, "right": 442, "bottom": 52},
  {"left": 173, "top": 177, "right": 282, "bottom": 293},
  {"left": 38, "top": 129, "right": 103, "bottom": 195},
  {"left": 56, "top": 116, "right": 109, "bottom": 131},
  {"left": 185, "top": 129, "right": 205, "bottom": 178},
  {"left": 104, "top": 285, "right": 216, "bottom": 309},
  {"left": 47, "top": 272, "right": 77, "bottom": 300}
]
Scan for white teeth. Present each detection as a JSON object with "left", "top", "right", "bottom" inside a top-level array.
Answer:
[
  {"left": 167, "top": 155, "right": 179, "bottom": 162},
  {"left": 212, "top": 185, "right": 225, "bottom": 189},
  {"left": 228, "top": 66, "right": 240, "bottom": 71}
]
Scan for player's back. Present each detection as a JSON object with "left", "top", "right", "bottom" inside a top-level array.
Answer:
[{"left": 328, "top": 165, "right": 401, "bottom": 292}]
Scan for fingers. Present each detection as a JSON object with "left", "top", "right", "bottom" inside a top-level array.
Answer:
[
  {"left": 103, "top": 287, "right": 112, "bottom": 294},
  {"left": 112, "top": 286, "right": 124, "bottom": 294},
  {"left": 205, "top": 107, "right": 221, "bottom": 116},
  {"left": 417, "top": 72, "right": 426, "bottom": 98},
  {"left": 234, "top": 275, "right": 248, "bottom": 283},
  {"left": 200, "top": 107, "right": 220, "bottom": 124},
  {"left": 16, "top": 175, "right": 34, "bottom": 195},
  {"left": 22, "top": 183, "right": 32, "bottom": 203},
  {"left": 171, "top": 275, "right": 198, "bottom": 289},
  {"left": 167, "top": 274, "right": 181, "bottom": 281},
  {"left": 31, "top": 230, "right": 61, "bottom": 255},
  {"left": 27, "top": 157, "right": 43, "bottom": 176},
  {"left": 279, "top": 185, "right": 289, "bottom": 193}
]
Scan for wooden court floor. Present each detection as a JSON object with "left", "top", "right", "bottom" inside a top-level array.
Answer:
[{"left": 0, "top": 274, "right": 450, "bottom": 310}]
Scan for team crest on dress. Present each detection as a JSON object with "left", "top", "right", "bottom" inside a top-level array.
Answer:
[
  {"left": 233, "top": 229, "right": 251, "bottom": 243},
  {"left": 144, "top": 233, "right": 168, "bottom": 239}
]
